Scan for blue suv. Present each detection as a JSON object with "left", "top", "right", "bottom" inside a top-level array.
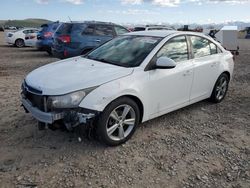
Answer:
[
  {"left": 36, "top": 21, "right": 61, "bottom": 55},
  {"left": 52, "top": 21, "right": 129, "bottom": 59}
]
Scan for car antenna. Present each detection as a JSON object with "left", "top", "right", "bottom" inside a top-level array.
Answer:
[{"left": 68, "top": 16, "right": 72, "bottom": 23}]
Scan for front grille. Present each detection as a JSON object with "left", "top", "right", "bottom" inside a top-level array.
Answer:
[
  {"left": 22, "top": 82, "right": 46, "bottom": 112},
  {"left": 26, "top": 92, "right": 45, "bottom": 111}
]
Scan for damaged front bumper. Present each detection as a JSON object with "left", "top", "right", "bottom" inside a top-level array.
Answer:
[{"left": 21, "top": 97, "right": 97, "bottom": 127}]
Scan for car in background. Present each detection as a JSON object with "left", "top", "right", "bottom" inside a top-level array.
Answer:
[
  {"left": 22, "top": 30, "right": 234, "bottom": 146},
  {"left": 4, "top": 26, "right": 18, "bottom": 30},
  {"left": 52, "top": 21, "right": 129, "bottom": 59},
  {"left": 36, "top": 21, "right": 61, "bottom": 54},
  {"left": 5, "top": 28, "right": 40, "bottom": 47},
  {"left": 133, "top": 25, "right": 174, "bottom": 32},
  {"left": 245, "top": 27, "right": 250, "bottom": 39},
  {"left": 25, "top": 32, "right": 38, "bottom": 47},
  {"left": 0, "top": 26, "right": 4, "bottom": 32}
]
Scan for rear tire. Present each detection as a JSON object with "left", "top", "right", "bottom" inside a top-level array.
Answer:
[
  {"left": 96, "top": 97, "right": 140, "bottom": 146},
  {"left": 209, "top": 73, "right": 229, "bottom": 103},
  {"left": 46, "top": 48, "right": 52, "bottom": 55},
  {"left": 15, "top": 39, "right": 25, "bottom": 48}
]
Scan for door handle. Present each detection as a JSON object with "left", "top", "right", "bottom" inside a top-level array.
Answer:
[
  {"left": 183, "top": 70, "right": 192, "bottom": 76},
  {"left": 94, "top": 39, "right": 101, "bottom": 43}
]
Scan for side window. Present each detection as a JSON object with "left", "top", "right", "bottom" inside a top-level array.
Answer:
[
  {"left": 156, "top": 36, "right": 188, "bottom": 62},
  {"left": 114, "top": 26, "right": 128, "bottom": 35},
  {"left": 82, "top": 24, "right": 95, "bottom": 35},
  {"left": 23, "top": 30, "right": 29, "bottom": 34},
  {"left": 191, "top": 36, "right": 211, "bottom": 58},
  {"left": 95, "top": 25, "right": 113, "bottom": 36},
  {"left": 210, "top": 42, "right": 217, "bottom": 55},
  {"left": 72, "top": 23, "right": 86, "bottom": 34}
]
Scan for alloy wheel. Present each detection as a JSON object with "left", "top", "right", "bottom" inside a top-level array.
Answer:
[
  {"left": 106, "top": 104, "right": 136, "bottom": 141},
  {"left": 215, "top": 76, "right": 228, "bottom": 101}
]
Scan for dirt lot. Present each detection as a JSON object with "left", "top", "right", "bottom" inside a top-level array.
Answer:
[{"left": 0, "top": 32, "right": 249, "bottom": 188}]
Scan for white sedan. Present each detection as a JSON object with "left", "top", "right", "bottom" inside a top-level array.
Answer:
[
  {"left": 24, "top": 33, "right": 38, "bottom": 47},
  {"left": 21, "top": 30, "right": 234, "bottom": 146},
  {"left": 5, "top": 28, "right": 39, "bottom": 47}
]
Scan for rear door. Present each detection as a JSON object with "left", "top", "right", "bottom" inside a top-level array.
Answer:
[
  {"left": 93, "top": 24, "right": 114, "bottom": 46},
  {"left": 189, "top": 35, "right": 221, "bottom": 101},
  {"left": 81, "top": 24, "right": 97, "bottom": 50}
]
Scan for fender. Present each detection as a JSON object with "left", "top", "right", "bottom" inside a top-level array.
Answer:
[{"left": 79, "top": 68, "right": 150, "bottom": 122}]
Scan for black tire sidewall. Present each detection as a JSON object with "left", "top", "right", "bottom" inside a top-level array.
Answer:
[
  {"left": 210, "top": 73, "right": 229, "bottom": 103},
  {"left": 15, "top": 39, "right": 24, "bottom": 48},
  {"left": 97, "top": 97, "right": 140, "bottom": 146}
]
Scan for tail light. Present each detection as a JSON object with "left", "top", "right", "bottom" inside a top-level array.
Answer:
[
  {"left": 44, "top": 32, "right": 53, "bottom": 38},
  {"left": 58, "top": 35, "right": 71, "bottom": 43}
]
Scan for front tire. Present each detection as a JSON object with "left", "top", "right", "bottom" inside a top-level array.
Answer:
[
  {"left": 96, "top": 97, "right": 140, "bottom": 146},
  {"left": 15, "top": 39, "right": 25, "bottom": 48},
  {"left": 209, "top": 73, "right": 229, "bottom": 103}
]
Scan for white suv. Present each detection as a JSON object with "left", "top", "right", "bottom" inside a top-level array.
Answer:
[
  {"left": 21, "top": 30, "right": 234, "bottom": 146},
  {"left": 5, "top": 28, "right": 39, "bottom": 47}
]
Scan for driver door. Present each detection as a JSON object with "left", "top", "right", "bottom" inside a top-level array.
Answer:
[{"left": 147, "top": 35, "right": 194, "bottom": 118}]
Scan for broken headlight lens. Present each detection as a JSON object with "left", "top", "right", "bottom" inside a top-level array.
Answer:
[{"left": 47, "top": 87, "right": 97, "bottom": 109}]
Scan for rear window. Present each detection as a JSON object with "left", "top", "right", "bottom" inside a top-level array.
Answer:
[
  {"left": 114, "top": 26, "right": 129, "bottom": 35},
  {"left": 56, "top": 23, "right": 87, "bottom": 35},
  {"left": 134, "top": 27, "right": 146, "bottom": 31},
  {"left": 56, "top": 23, "right": 73, "bottom": 35}
]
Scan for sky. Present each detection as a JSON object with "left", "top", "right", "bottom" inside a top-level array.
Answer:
[{"left": 1, "top": 0, "right": 250, "bottom": 24}]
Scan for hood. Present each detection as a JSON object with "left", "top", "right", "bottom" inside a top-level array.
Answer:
[{"left": 25, "top": 57, "right": 133, "bottom": 95}]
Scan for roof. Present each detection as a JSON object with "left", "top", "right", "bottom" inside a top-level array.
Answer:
[
  {"left": 126, "top": 30, "right": 179, "bottom": 37},
  {"left": 64, "top": 21, "right": 115, "bottom": 25},
  {"left": 221, "top": 26, "right": 238, "bottom": 31},
  {"left": 126, "top": 30, "right": 215, "bottom": 39},
  {"left": 126, "top": 30, "right": 180, "bottom": 37}
]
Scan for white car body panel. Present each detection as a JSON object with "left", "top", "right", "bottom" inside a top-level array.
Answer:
[
  {"left": 25, "top": 33, "right": 38, "bottom": 47},
  {"left": 5, "top": 28, "right": 39, "bottom": 46},
  {"left": 24, "top": 31, "right": 234, "bottom": 123},
  {"left": 25, "top": 57, "right": 134, "bottom": 95}
]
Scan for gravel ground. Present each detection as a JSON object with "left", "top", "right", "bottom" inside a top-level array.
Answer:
[{"left": 0, "top": 32, "right": 249, "bottom": 188}]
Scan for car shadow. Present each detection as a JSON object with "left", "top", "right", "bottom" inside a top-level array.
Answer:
[{"left": 16, "top": 99, "right": 216, "bottom": 151}]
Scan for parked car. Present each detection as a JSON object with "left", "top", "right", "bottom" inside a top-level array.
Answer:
[
  {"left": 5, "top": 28, "right": 39, "bottom": 47},
  {"left": 52, "top": 21, "right": 129, "bottom": 59},
  {"left": 36, "top": 21, "right": 61, "bottom": 54},
  {"left": 25, "top": 32, "right": 38, "bottom": 47},
  {"left": 133, "top": 25, "right": 174, "bottom": 32},
  {"left": 21, "top": 30, "right": 234, "bottom": 146},
  {"left": 245, "top": 27, "right": 250, "bottom": 39},
  {"left": 0, "top": 26, "right": 4, "bottom": 32},
  {"left": 4, "top": 26, "right": 17, "bottom": 30}
]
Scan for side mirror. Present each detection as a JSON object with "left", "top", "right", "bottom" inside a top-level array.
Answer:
[{"left": 155, "top": 57, "right": 176, "bottom": 69}]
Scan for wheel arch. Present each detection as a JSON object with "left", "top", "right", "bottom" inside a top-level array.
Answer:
[
  {"left": 121, "top": 95, "right": 144, "bottom": 123},
  {"left": 221, "top": 71, "right": 231, "bottom": 81},
  {"left": 15, "top": 38, "right": 24, "bottom": 43}
]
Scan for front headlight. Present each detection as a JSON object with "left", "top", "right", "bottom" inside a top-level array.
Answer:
[{"left": 47, "top": 87, "right": 97, "bottom": 109}]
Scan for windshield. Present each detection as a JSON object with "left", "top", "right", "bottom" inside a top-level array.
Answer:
[{"left": 85, "top": 35, "right": 162, "bottom": 67}]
